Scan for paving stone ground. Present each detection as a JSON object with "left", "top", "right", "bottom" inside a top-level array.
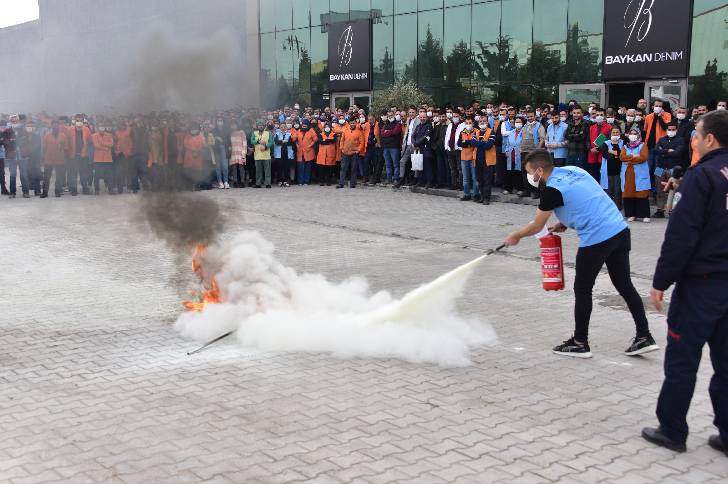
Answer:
[{"left": 1, "top": 186, "right": 726, "bottom": 483}]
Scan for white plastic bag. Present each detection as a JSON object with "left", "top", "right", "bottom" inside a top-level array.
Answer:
[{"left": 411, "top": 151, "right": 424, "bottom": 171}]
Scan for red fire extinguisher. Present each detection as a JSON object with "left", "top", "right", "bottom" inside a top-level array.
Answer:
[{"left": 540, "top": 234, "right": 565, "bottom": 291}]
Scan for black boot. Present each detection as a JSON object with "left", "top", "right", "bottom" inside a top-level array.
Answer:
[{"left": 641, "top": 427, "right": 686, "bottom": 452}]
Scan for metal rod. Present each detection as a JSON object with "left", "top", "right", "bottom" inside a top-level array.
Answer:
[{"left": 186, "top": 330, "right": 235, "bottom": 356}]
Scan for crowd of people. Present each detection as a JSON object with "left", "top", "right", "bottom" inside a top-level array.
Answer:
[{"left": 1, "top": 98, "right": 725, "bottom": 219}]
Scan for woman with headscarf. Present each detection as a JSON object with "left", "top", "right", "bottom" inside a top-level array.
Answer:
[
  {"left": 229, "top": 122, "right": 247, "bottom": 187},
  {"left": 620, "top": 126, "right": 651, "bottom": 222}
]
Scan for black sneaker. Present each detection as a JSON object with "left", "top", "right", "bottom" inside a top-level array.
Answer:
[
  {"left": 552, "top": 337, "right": 592, "bottom": 358},
  {"left": 641, "top": 427, "right": 686, "bottom": 452},
  {"left": 652, "top": 210, "right": 666, "bottom": 219},
  {"left": 473, "top": 195, "right": 483, "bottom": 203},
  {"left": 625, "top": 335, "right": 659, "bottom": 356},
  {"left": 708, "top": 435, "right": 728, "bottom": 457},
  {"left": 459, "top": 195, "right": 472, "bottom": 201},
  {"left": 336, "top": 184, "right": 343, "bottom": 189}
]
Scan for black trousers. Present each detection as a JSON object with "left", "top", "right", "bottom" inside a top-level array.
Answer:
[
  {"left": 43, "top": 165, "right": 65, "bottom": 195},
  {"left": 447, "top": 150, "right": 460, "bottom": 188},
  {"left": 93, "top": 163, "right": 114, "bottom": 193},
  {"left": 573, "top": 228, "right": 650, "bottom": 342},
  {"left": 656, "top": 277, "right": 728, "bottom": 444},
  {"left": 475, "top": 161, "right": 495, "bottom": 201},
  {"left": 495, "top": 152, "right": 506, "bottom": 187},
  {"left": 371, "top": 148, "right": 385, "bottom": 183},
  {"left": 623, "top": 197, "right": 650, "bottom": 218},
  {"left": 0, "top": 158, "right": 6, "bottom": 192}
]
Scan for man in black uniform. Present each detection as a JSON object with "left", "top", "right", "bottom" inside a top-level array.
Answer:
[{"left": 642, "top": 110, "right": 728, "bottom": 455}]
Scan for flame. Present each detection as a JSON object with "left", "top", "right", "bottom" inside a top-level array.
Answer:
[{"left": 182, "top": 244, "right": 222, "bottom": 312}]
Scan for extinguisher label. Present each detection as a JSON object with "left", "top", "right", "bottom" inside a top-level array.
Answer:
[{"left": 541, "top": 247, "right": 563, "bottom": 283}]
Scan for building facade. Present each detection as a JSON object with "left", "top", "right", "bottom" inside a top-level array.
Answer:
[{"left": 259, "top": 0, "right": 728, "bottom": 110}]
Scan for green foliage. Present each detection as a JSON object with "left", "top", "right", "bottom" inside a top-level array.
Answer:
[{"left": 372, "top": 79, "right": 433, "bottom": 116}]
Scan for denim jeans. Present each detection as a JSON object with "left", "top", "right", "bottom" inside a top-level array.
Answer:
[
  {"left": 382, "top": 148, "right": 400, "bottom": 182},
  {"left": 460, "top": 159, "right": 480, "bottom": 197},
  {"left": 215, "top": 145, "right": 229, "bottom": 184},
  {"left": 566, "top": 153, "right": 586, "bottom": 168},
  {"left": 296, "top": 161, "right": 313, "bottom": 185},
  {"left": 340, "top": 154, "right": 358, "bottom": 187},
  {"left": 7, "top": 156, "right": 29, "bottom": 194},
  {"left": 360, "top": 146, "right": 374, "bottom": 177}
]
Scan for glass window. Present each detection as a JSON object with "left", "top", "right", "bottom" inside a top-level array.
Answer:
[
  {"left": 445, "top": 0, "right": 470, "bottom": 6},
  {"left": 288, "top": 29, "right": 312, "bottom": 99},
  {"left": 394, "top": 13, "right": 417, "bottom": 81},
  {"left": 260, "top": 32, "right": 277, "bottom": 106},
  {"left": 311, "top": 0, "right": 330, "bottom": 27},
  {"left": 310, "top": 26, "right": 328, "bottom": 95},
  {"left": 443, "top": 4, "right": 471, "bottom": 95},
  {"left": 532, "top": 0, "right": 567, "bottom": 85},
  {"left": 330, "top": 0, "right": 350, "bottom": 16},
  {"left": 293, "top": 0, "right": 311, "bottom": 28},
  {"left": 275, "top": 0, "right": 293, "bottom": 32},
  {"left": 371, "top": 0, "right": 393, "bottom": 16},
  {"left": 417, "top": 9, "right": 444, "bottom": 87},
  {"left": 373, "top": 15, "right": 394, "bottom": 90},
  {"left": 419, "top": 0, "right": 443, "bottom": 10},
  {"left": 275, "top": 31, "right": 295, "bottom": 106},
  {"left": 260, "top": 1, "right": 276, "bottom": 33},
  {"left": 565, "top": 0, "right": 603, "bottom": 82},
  {"left": 689, "top": 2, "right": 728, "bottom": 104},
  {"left": 350, "top": 0, "right": 372, "bottom": 20},
  {"left": 395, "top": 0, "right": 417, "bottom": 14},
  {"left": 472, "top": 1, "right": 500, "bottom": 84},
  {"left": 500, "top": 0, "right": 533, "bottom": 82}
]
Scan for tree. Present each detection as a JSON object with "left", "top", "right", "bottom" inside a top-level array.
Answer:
[
  {"left": 371, "top": 79, "right": 433, "bottom": 116},
  {"left": 374, "top": 47, "right": 394, "bottom": 90},
  {"left": 564, "top": 24, "right": 600, "bottom": 83}
]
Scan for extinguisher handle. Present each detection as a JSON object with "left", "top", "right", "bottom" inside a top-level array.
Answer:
[
  {"left": 487, "top": 244, "right": 506, "bottom": 255},
  {"left": 495, "top": 244, "right": 506, "bottom": 252}
]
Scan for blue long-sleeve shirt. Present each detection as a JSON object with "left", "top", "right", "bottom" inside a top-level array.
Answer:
[{"left": 653, "top": 147, "right": 728, "bottom": 290}]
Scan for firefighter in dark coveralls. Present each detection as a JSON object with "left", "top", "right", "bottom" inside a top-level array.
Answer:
[{"left": 642, "top": 109, "right": 728, "bottom": 456}]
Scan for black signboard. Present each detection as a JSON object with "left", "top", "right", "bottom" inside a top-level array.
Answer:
[
  {"left": 603, "top": 0, "right": 692, "bottom": 80},
  {"left": 328, "top": 19, "right": 372, "bottom": 92}
]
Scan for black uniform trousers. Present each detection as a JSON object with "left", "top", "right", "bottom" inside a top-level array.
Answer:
[{"left": 657, "top": 277, "right": 728, "bottom": 444}]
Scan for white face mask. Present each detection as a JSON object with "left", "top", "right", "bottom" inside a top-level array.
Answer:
[
  {"left": 560, "top": 116, "right": 568, "bottom": 123},
  {"left": 394, "top": 114, "right": 401, "bottom": 121},
  {"left": 717, "top": 106, "right": 726, "bottom": 111},
  {"left": 426, "top": 111, "right": 432, "bottom": 117},
  {"left": 474, "top": 115, "right": 480, "bottom": 122},
  {"left": 324, "top": 127, "right": 331, "bottom": 133},
  {"left": 626, "top": 116, "right": 635, "bottom": 123},
  {"left": 286, "top": 123, "right": 292, "bottom": 129},
  {"left": 676, "top": 113, "right": 686, "bottom": 120},
  {"left": 25, "top": 126, "right": 34, "bottom": 132},
  {"left": 653, "top": 106, "right": 663, "bottom": 114},
  {"left": 446, "top": 112, "right": 453, "bottom": 119},
  {"left": 452, "top": 117, "right": 460, "bottom": 123},
  {"left": 514, "top": 122, "right": 523, "bottom": 129},
  {"left": 527, "top": 172, "right": 540, "bottom": 188},
  {"left": 478, "top": 124, "right": 487, "bottom": 130},
  {"left": 388, "top": 117, "right": 395, "bottom": 122},
  {"left": 381, "top": 115, "right": 387, "bottom": 121},
  {"left": 667, "top": 130, "right": 677, "bottom": 138},
  {"left": 628, "top": 134, "right": 639, "bottom": 142},
  {"left": 337, "top": 119, "right": 345, "bottom": 125},
  {"left": 595, "top": 115, "right": 605, "bottom": 123},
  {"left": 536, "top": 111, "right": 541, "bottom": 117},
  {"left": 486, "top": 108, "right": 493, "bottom": 115},
  {"left": 498, "top": 115, "right": 506, "bottom": 121},
  {"left": 464, "top": 125, "right": 473, "bottom": 132},
  {"left": 635, "top": 115, "right": 643, "bottom": 122},
  {"left": 610, "top": 136, "right": 621, "bottom": 143},
  {"left": 359, "top": 117, "right": 366, "bottom": 123},
  {"left": 98, "top": 127, "right": 106, "bottom": 132},
  {"left": 606, "top": 117, "right": 615, "bottom": 124}
]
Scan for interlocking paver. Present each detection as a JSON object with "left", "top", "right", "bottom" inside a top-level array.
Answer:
[{"left": 1, "top": 187, "right": 724, "bottom": 483}]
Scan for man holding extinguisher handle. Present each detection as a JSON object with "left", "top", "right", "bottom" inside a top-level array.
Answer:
[{"left": 504, "top": 149, "right": 658, "bottom": 358}]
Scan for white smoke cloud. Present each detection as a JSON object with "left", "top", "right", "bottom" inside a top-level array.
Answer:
[{"left": 175, "top": 232, "right": 497, "bottom": 367}]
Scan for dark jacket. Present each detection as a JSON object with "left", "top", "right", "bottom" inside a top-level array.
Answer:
[
  {"left": 566, "top": 121, "right": 588, "bottom": 156},
  {"left": 654, "top": 135, "right": 686, "bottom": 170},
  {"left": 431, "top": 122, "right": 448, "bottom": 151},
  {"left": 412, "top": 121, "right": 434, "bottom": 157},
  {"left": 0, "top": 127, "right": 17, "bottom": 159},
  {"left": 17, "top": 130, "right": 42, "bottom": 159},
  {"left": 379, "top": 120, "right": 402, "bottom": 149},
  {"left": 676, "top": 118, "right": 695, "bottom": 167},
  {"left": 653, "top": 148, "right": 728, "bottom": 290}
]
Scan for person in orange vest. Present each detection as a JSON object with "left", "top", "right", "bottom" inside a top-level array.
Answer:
[
  {"left": 66, "top": 117, "right": 91, "bottom": 195},
  {"left": 316, "top": 122, "right": 338, "bottom": 186},
  {"left": 338, "top": 117, "right": 365, "bottom": 189},
  {"left": 91, "top": 124, "right": 115, "bottom": 194},
  {"left": 40, "top": 120, "right": 68, "bottom": 198},
  {"left": 148, "top": 124, "right": 165, "bottom": 191},
  {"left": 471, "top": 118, "right": 498, "bottom": 204},
  {"left": 643, "top": 98, "right": 672, "bottom": 190},
  {"left": 458, "top": 117, "right": 481, "bottom": 201},
  {"left": 114, "top": 119, "right": 134, "bottom": 193},
  {"left": 182, "top": 125, "right": 205, "bottom": 190},
  {"left": 291, "top": 119, "right": 317, "bottom": 185}
]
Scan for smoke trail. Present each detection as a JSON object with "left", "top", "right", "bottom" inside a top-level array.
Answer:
[{"left": 175, "top": 231, "right": 497, "bottom": 366}]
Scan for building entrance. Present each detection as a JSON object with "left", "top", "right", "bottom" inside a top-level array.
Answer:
[{"left": 608, "top": 82, "right": 645, "bottom": 108}]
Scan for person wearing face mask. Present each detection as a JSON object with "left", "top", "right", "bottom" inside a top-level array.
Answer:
[
  {"left": 338, "top": 118, "right": 365, "bottom": 189},
  {"left": 360, "top": 114, "right": 380, "bottom": 185},
  {"left": 641, "top": 109, "right": 728, "bottom": 456},
  {"left": 114, "top": 121, "right": 133, "bottom": 193},
  {"left": 644, "top": 99, "right": 673, "bottom": 189},
  {"left": 546, "top": 110, "right": 568, "bottom": 167},
  {"left": 229, "top": 122, "right": 248, "bottom": 188},
  {"left": 505, "top": 149, "right": 656, "bottom": 359},
  {"left": 493, "top": 108, "right": 507, "bottom": 188},
  {"left": 471, "top": 117, "right": 497, "bottom": 204},
  {"left": 431, "top": 110, "right": 449, "bottom": 189},
  {"left": 316, "top": 123, "right": 338, "bottom": 186},
  {"left": 585, "top": 107, "right": 612, "bottom": 182},
  {"left": 674, "top": 106, "right": 694, "bottom": 168},
  {"left": 716, "top": 100, "right": 727, "bottom": 111},
  {"left": 598, "top": 126, "right": 625, "bottom": 210},
  {"left": 212, "top": 118, "right": 230, "bottom": 189},
  {"left": 501, "top": 116, "right": 525, "bottom": 194},
  {"left": 624, "top": 108, "right": 642, "bottom": 136},
  {"left": 620, "top": 127, "right": 651, "bottom": 222},
  {"left": 605, "top": 107, "right": 624, "bottom": 134},
  {"left": 291, "top": 119, "right": 317, "bottom": 185},
  {"left": 40, "top": 121, "right": 69, "bottom": 198},
  {"left": 64, "top": 118, "right": 91, "bottom": 195},
  {"left": 445, "top": 110, "right": 466, "bottom": 190},
  {"left": 652, "top": 121, "right": 686, "bottom": 218},
  {"left": 395, "top": 107, "right": 420, "bottom": 188},
  {"left": 1, "top": 116, "right": 21, "bottom": 198},
  {"left": 90, "top": 125, "right": 115, "bottom": 195},
  {"left": 566, "top": 106, "right": 589, "bottom": 170},
  {"left": 518, "top": 109, "right": 546, "bottom": 198},
  {"left": 183, "top": 125, "right": 205, "bottom": 190},
  {"left": 379, "top": 109, "right": 402, "bottom": 185},
  {"left": 273, "top": 122, "right": 294, "bottom": 188},
  {"left": 251, "top": 122, "right": 273, "bottom": 188},
  {"left": 458, "top": 117, "right": 481, "bottom": 201},
  {"left": 19, "top": 120, "right": 42, "bottom": 196},
  {"left": 411, "top": 109, "right": 434, "bottom": 188}
]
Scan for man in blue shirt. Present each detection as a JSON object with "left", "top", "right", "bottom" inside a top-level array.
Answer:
[
  {"left": 642, "top": 110, "right": 728, "bottom": 456},
  {"left": 504, "top": 149, "right": 658, "bottom": 358}
]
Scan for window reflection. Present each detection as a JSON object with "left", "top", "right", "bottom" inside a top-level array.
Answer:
[
  {"left": 689, "top": 1, "right": 728, "bottom": 105},
  {"left": 394, "top": 13, "right": 417, "bottom": 81},
  {"left": 373, "top": 15, "right": 394, "bottom": 90}
]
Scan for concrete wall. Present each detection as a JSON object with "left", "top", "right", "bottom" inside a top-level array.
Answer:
[{"left": 0, "top": 0, "right": 260, "bottom": 114}]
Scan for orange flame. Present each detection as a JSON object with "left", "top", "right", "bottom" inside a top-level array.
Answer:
[{"left": 182, "top": 244, "right": 222, "bottom": 312}]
